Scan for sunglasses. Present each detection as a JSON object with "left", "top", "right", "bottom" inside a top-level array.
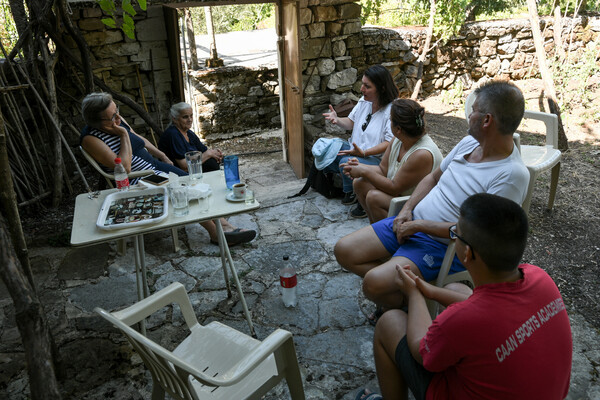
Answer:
[{"left": 362, "top": 113, "right": 372, "bottom": 131}]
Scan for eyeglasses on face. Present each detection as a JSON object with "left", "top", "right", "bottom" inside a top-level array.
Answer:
[
  {"left": 362, "top": 113, "right": 372, "bottom": 131},
  {"left": 449, "top": 224, "right": 476, "bottom": 260},
  {"left": 101, "top": 107, "right": 120, "bottom": 123}
]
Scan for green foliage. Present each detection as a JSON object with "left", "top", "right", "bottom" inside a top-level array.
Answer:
[
  {"left": 190, "top": 4, "right": 275, "bottom": 35},
  {"left": 441, "top": 79, "right": 465, "bottom": 106},
  {"left": 551, "top": 39, "right": 600, "bottom": 125},
  {"left": 97, "top": 0, "right": 146, "bottom": 39},
  {"left": 538, "top": 0, "right": 600, "bottom": 15},
  {"left": 1, "top": 0, "right": 20, "bottom": 51}
]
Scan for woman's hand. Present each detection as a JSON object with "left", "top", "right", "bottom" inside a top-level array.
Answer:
[
  {"left": 323, "top": 105, "right": 339, "bottom": 125},
  {"left": 342, "top": 160, "right": 368, "bottom": 179},
  {"left": 338, "top": 142, "right": 366, "bottom": 158},
  {"left": 204, "top": 148, "right": 223, "bottom": 163}
]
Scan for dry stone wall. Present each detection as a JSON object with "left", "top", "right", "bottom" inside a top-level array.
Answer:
[{"left": 65, "top": 4, "right": 174, "bottom": 137}]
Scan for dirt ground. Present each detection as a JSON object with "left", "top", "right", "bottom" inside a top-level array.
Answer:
[{"left": 21, "top": 78, "right": 600, "bottom": 333}]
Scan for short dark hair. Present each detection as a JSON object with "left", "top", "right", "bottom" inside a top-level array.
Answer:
[
  {"left": 82, "top": 92, "right": 113, "bottom": 127},
  {"left": 459, "top": 193, "right": 528, "bottom": 272},
  {"left": 474, "top": 80, "right": 525, "bottom": 135},
  {"left": 363, "top": 65, "right": 399, "bottom": 107},
  {"left": 390, "top": 99, "right": 426, "bottom": 138}
]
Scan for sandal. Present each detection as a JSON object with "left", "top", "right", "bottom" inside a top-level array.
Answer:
[
  {"left": 367, "top": 306, "right": 384, "bottom": 326},
  {"left": 354, "top": 388, "right": 383, "bottom": 400},
  {"left": 210, "top": 228, "right": 256, "bottom": 246}
]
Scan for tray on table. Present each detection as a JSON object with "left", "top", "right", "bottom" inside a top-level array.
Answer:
[{"left": 95, "top": 187, "right": 169, "bottom": 231}]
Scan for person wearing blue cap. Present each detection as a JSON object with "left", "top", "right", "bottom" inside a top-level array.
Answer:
[
  {"left": 342, "top": 99, "right": 442, "bottom": 221},
  {"left": 323, "top": 65, "right": 399, "bottom": 205}
]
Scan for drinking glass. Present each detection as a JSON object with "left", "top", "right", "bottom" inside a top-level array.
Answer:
[
  {"left": 171, "top": 186, "right": 189, "bottom": 217},
  {"left": 245, "top": 189, "right": 255, "bottom": 205},
  {"left": 185, "top": 151, "right": 203, "bottom": 182}
]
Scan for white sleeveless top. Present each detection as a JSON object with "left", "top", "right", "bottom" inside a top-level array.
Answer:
[{"left": 386, "top": 134, "right": 443, "bottom": 195}]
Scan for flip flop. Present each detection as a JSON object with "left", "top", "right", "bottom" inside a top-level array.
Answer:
[
  {"left": 211, "top": 228, "right": 256, "bottom": 246},
  {"left": 354, "top": 388, "right": 383, "bottom": 400},
  {"left": 367, "top": 306, "right": 384, "bottom": 326}
]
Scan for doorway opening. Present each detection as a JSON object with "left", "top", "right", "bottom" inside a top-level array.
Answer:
[{"left": 163, "top": 1, "right": 304, "bottom": 178}]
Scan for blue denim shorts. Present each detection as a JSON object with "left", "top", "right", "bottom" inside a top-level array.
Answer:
[{"left": 371, "top": 217, "right": 465, "bottom": 281}]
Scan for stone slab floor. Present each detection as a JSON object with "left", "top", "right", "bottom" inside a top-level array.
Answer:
[{"left": 1, "top": 142, "right": 599, "bottom": 399}]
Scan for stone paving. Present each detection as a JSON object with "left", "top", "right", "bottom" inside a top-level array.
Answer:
[{"left": 1, "top": 143, "right": 599, "bottom": 399}]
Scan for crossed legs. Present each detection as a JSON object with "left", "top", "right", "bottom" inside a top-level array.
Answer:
[{"left": 353, "top": 177, "right": 393, "bottom": 223}]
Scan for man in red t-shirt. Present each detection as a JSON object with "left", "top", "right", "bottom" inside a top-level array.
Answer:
[{"left": 363, "top": 193, "right": 572, "bottom": 400}]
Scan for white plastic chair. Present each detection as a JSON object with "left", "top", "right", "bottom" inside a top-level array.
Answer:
[
  {"left": 80, "top": 145, "right": 154, "bottom": 188},
  {"left": 95, "top": 282, "right": 305, "bottom": 400},
  {"left": 387, "top": 197, "right": 473, "bottom": 317},
  {"left": 464, "top": 91, "right": 561, "bottom": 214},
  {"left": 80, "top": 146, "right": 180, "bottom": 253}
]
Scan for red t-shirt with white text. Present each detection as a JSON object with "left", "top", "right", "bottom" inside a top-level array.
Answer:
[{"left": 420, "top": 264, "right": 572, "bottom": 400}]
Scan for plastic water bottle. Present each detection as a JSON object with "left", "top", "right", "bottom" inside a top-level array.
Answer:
[
  {"left": 279, "top": 256, "right": 297, "bottom": 307},
  {"left": 114, "top": 158, "right": 129, "bottom": 191}
]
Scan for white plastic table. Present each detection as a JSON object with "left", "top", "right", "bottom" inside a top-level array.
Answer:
[{"left": 70, "top": 171, "right": 259, "bottom": 336}]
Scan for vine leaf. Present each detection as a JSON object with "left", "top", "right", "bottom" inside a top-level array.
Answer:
[{"left": 101, "top": 17, "right": 116, "bottom": 28}]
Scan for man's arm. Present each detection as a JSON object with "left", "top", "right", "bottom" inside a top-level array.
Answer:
[{"left": 392, "top": 167, "right": 444, "bottom": 241}]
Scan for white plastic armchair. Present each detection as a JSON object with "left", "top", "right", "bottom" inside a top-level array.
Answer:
[
  {"left": 464, "top": 91, "right": 561, "bottom": 214},
  {"left": 80, "top": 145, "right": 154, "bottom": 188},
  {"left": 95, "top": 282, "right": 305, "bottom": 400},
  {"left": 387, "top": 197, "right": 473, "bottom": 318}
]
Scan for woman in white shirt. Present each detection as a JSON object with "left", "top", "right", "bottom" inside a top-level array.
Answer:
[
  {"left": 342, "top": 99, "right": 443, "bottom": 222},
  {"left": 323, "top": 65, "right": 399, "bottom": 205}
]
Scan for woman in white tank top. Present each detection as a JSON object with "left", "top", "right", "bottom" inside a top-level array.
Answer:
[{"left": 342, "top": 99, "right": 443, "bottom": 222}]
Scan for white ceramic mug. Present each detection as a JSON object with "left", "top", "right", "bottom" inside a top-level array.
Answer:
[{"left": 232, "top": 182, "right": 246, "bottom": 199}]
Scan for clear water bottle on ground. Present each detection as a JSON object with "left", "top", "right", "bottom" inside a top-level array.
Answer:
[
  {"left": 279, "top": 256, "right": 297, "bottom": 307},
  {"left": 114, "top": 158, "right": 129, "bottom": 191}
]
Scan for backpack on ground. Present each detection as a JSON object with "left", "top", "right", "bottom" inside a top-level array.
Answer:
[{"left": 288, "top": 162, "right": 344, "bottom": 199}]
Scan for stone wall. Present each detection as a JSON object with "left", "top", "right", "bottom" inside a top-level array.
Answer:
[
  {"left": 66, "top": 4, "right": 174, "bottom": 136},
  {"left": 187, "top": 67, "right": 280, "bottom": 139},
  {"left": 65, "top": 1, "right": 600, "bottom": 146},
  {"left": 302, "top": 14, "right": 600, "bottom": 147}
]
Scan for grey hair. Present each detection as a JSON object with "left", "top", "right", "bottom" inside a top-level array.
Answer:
[
  {"left": 474, "top": 80, "right": 525, "bottom": 136},
  {"left": 82, "top": 92, "right": 113, "bottom": 127},
  {"left": 170, "top": 102, "right": 193, "bottom": 121}
]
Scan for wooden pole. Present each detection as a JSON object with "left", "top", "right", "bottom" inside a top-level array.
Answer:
[{"left": 526, "top": 0, "right": 569, "bottom": 151}]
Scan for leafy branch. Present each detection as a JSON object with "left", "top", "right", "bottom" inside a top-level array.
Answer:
[{"left": 97, "top": 0, "right": 147, "bottom": 39}]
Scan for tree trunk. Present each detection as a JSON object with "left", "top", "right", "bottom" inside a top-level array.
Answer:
[
  {"left": 204, "top": 6, "right": 223, "bottom": 67},
  {"left": 0, "top": 116, "right": 62, "bottom": 400},
  {"left": 411, "top": 0, "right": 435, "bottom": 100},
  {"left": 8, "top": 0, "right": 29, "bottom": 39},
  {"left": 553, "top": 6, "right": 565, "bottom": 61},
  {"left": 527, "top": 0, "right": 569, "bottom": 151},
  {"left": 185, "top": 9, "right": 199, "bottom": 70},
  {"left": 0, "top": 112, "right": 35, "bottom": 289}
]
